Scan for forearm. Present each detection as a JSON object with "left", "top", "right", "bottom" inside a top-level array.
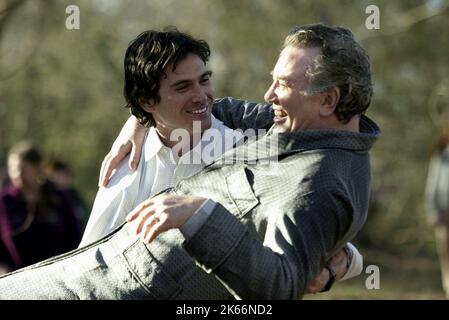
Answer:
[
  {"left": 183, "top": 187, "right": 357, "bottom": 299},
  {"left": 183, "top": 203, "right": 316, "bottom": 299},
  {"left": 212, "top": 98, "right": 274, "bottom": 131}
]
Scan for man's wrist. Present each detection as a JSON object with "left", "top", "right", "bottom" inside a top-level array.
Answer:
[{"left": 180, "top": 199, "right": 216, "bottom": 239}]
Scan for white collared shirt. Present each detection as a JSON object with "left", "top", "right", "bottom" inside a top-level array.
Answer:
[{"left": 79, "top": 116, "right": 244, "bottom": 247}]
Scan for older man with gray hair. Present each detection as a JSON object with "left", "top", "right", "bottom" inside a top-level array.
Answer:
[{"left": 0, "top": 24, "right": 379, "bottom": 299}]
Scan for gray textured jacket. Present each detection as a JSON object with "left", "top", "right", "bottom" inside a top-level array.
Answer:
[{"left": 0, "top": 98, "right": 380, "bottom": 299}]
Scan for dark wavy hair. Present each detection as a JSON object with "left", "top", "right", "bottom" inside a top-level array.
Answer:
[
  {"left": 284, "top": 24, "right": 373, "bottom": 124},
  {"left": 123, "top": 27, "right": 211, "bottom": 127}
]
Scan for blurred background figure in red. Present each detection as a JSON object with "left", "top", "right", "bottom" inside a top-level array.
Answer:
[
  {"left": 45, "top": 159, "right": 89, "bottom": 236},
  {"left": 0, "top": 162, "right": 9, "bottom": 190},
  {"left": 0, "top": 142, "right": 81, "bottom": 275}
]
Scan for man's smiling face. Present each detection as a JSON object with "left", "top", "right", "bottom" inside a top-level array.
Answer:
[
  {"left": 142, "top": 53, "right": 214, "bottom": 143},
  {"left": 264, "top": 46, "right": 324, "bottom": 133}
]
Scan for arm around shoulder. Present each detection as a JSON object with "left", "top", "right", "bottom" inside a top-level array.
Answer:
[{"left": 212, "top": 98, "right": 274, "bottom": 132}]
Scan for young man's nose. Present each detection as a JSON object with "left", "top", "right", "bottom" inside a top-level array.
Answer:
[{"left": 191, "top": 84, "right": 208, "bottom": 104}]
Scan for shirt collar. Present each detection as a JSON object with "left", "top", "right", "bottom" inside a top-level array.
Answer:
[
  {"left": 181, "top": 115, "right": 224, "bottom": 166},
  {"left": 143, "top": 115, "right": 226, "bottom": 165},
  {"left": 144, "top": 126, "right": 167, "bottom": 161}
]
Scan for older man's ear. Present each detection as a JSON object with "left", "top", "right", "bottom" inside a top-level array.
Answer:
[{"left": 318, "top": 87, "right": 340, "bottom": 117}]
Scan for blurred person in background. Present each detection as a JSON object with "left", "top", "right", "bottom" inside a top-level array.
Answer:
[
  {"left": 0, "top": 142, "right": 81, "bottom": 275},
  {"left": 45, "top": 159, "right": 89, "bottom": 236},
  {"left": 0, "top": 161, "right": 9, "bottom": 189},
  {"left": 425, "top": 123, "right": 449, "bottom": 299}
]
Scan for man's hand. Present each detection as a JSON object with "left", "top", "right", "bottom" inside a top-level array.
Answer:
[
  {"left": 306, "top": 268, "right": 332, "bottom": 294},
  {"left": 126, "top": 194, "right": 207, "bottom": 244},
  {"left": 99, "top": 116, "right": 147, "bottom": 187},
  {"left": 305, "top": 246, "right": 350, "bottom": 294}
]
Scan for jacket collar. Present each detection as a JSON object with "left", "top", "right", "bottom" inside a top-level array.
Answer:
[{"left": 215, "top": 115, "right": 381, "bottom": 163}]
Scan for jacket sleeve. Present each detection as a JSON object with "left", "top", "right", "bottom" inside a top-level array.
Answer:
[
  {"left": 182, "top": 189, "right": 354, "bottom": 299},
  {"left": 340, "top": 242, "right": 363, "bottom": 281},
  {"left": 212, "top": 98, "right": 274, "bottom": 131}
]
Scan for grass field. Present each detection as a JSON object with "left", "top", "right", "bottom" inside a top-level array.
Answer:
[{"left": 306, "top": 249, "right": 446, "bottom": 300}]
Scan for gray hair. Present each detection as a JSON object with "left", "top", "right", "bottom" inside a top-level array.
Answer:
[{"left": 284, "top": 24, "right": 373, "bottom": 123}]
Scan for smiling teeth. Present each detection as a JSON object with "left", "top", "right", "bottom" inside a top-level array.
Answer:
[
  {"left": 274, "top": 110, "right": 287, "bottom": 117},
  {"left": 188, "top": 107, "right": 207, "bottom": 114}
]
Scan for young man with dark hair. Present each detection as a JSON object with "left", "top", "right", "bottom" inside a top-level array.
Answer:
[{"left": 0, "top": 25, "right": 379, "bottom": 299}]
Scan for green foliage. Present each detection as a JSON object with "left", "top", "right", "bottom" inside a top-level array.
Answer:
[{"left": 1, "top": 0, "right": 448, "bottom": 259}]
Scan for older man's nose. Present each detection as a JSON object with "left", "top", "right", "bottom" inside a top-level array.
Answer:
[{"left": 264, "top": 82, "right": 277, "bottom": 103}]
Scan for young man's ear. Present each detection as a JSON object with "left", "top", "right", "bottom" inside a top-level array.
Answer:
[
  {"left": 319, "top": 87, "right": 340, "bottom": 117},
  {"left": 139, "top": 98, "right": 156, "bottom": 113}
]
